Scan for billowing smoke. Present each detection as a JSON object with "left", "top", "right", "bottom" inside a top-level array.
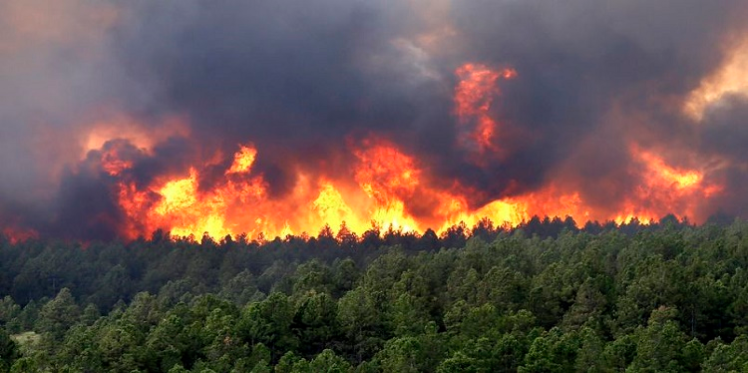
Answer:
[{"left": 2, "top": 0, "right": 748, "bottom": 240}]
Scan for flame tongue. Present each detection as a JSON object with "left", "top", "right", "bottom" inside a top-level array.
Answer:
[
  {"left": 227, "top": 145, "right": 258, "bottom": 174},
  {"left": 454, "top": 63, "right": 517, "bottom": 158}
]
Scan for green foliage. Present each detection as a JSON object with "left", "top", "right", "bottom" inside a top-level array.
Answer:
[
  {"left": 518, "top": 327, "right": 580, "bottom": 373},
  {"left": 701, "top": 335, "right": 748, "bottom": 372},
  {"left": 626, "top": 307, "right": 690, "bottom": 373},
  {"left": 239, "top": 293, "right": 298, "bottom": 360},
  {"left": 36, "top": 288, "right": 80, "bottom": 342},
  {"left": 0, "top": 297, "right": 22, "bottom": 334},
  {"left": 3, "top": 219, "right": 748, "bottom": 371},
  {"left": 0, "top": 329, "right": 19, "bottom": 372},
  {"left": 309, "top": 349, "right": 353, "bottom": 372}
]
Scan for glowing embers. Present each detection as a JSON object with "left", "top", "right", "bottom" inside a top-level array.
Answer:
[{"left": 454, "top": 63, "right": 517, "bottom": 156}]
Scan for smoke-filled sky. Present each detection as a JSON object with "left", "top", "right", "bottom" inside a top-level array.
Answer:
[{"left": 2, "top": 0, "right": 748, "bottom": 240}]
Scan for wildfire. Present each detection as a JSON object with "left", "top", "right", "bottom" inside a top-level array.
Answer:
[
  {"left": 24, "top": 130, "right": 727, "bottom": 241},
  {"left": 7, "top": 60, "right": 728, "bottom": 242},
  {"left": 95, "top": 125, "right": 724, "bottom": 242}
]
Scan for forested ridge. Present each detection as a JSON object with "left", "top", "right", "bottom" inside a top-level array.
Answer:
[{"left": 2, "top": 217, "right": 748, "bottom": 372}]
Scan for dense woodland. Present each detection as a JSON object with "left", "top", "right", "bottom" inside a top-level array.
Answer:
[{"left": 2, "top": 216, "right": 748, "bottom": 372}]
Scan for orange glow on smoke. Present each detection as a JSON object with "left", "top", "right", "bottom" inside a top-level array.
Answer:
[
  {"left": 99, "top": 141, "right": 134, "bottom": 177},
  {"left": 685, "top": 39, "right": 748, "bottom": 120},
  {"left": 82, "top": 115, "right": 190, "bottom": 158},
  {"left": 2, "top": 226, "right": 38, "bottom": 243},
  {"left": 454, "top": 63, "right": 517, "bottom": 156}
]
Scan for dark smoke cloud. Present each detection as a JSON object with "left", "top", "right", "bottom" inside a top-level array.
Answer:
[
  {"left": 450, "top": 0, "right": 747, "bottom": 207},
  {"left": 692, "top": 96, "right": 748, "bottom": 216},
  {"left": 2, "top": 0, "right": 748, "bottom": 239},
  {"left": 0, "top": 0, "right": 133, "bottom": 236}
]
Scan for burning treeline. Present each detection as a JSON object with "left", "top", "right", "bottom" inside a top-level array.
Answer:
[
  {"left": 2, "top": 0, "right": 748, "bottom": 242},
  {"left": 54, "top": 62, "right": 719, "bottom": 242}
]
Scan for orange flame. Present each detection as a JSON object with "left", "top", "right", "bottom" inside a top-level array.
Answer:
[
  {"left": 96, "top": 136, "right": 725, "bottom": 240},
  {"left": 227, "top": 145, "right": 257, "bottom": 174},
  {"left": 454, "top": 63, "right": 517, "bottom": 156},
  {"left": 611, "top": 146, "right": 722, "bottom": 224}
]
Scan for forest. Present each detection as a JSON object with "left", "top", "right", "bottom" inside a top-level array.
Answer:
[{"left": 2, "top": 216, "right": 748, "bottom": 372}]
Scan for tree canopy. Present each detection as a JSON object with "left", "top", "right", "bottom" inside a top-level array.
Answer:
[{"left": 1, "top": 217, "right": 748, "bottom": 372}]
